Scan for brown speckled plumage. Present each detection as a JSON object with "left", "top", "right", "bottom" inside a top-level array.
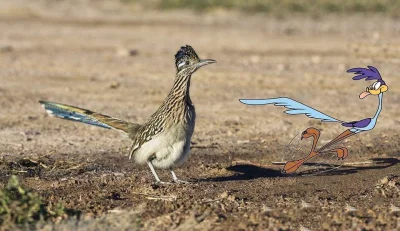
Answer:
[{"left": 40, "top": 45, "right": 216, "bottom": 183}]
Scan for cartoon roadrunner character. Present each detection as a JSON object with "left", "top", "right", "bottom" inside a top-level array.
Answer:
[{"left": 240, "top": 66, "right": 388, "bottom": 174}]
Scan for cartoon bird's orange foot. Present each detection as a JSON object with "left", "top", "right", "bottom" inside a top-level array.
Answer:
[
  {"left": 282, "top": 159, "right": 305, "bottom": 174},
  {"left": 332, "top": 147, "right": 349, "bottom": 160}
]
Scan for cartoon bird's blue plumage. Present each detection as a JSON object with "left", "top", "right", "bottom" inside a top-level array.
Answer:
[{"left": 239, "top": 97, "right": 342, "bottom": 123}]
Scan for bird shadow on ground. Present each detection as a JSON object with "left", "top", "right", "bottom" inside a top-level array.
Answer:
[
  {"left": 199, "top": 164, "right": 284, "bottom": 182},
  {"left": 296, "top": 157, "right": 399, "bottom": 176},
  {"left": 199, "top": 157, "right": 399, "bottom": 182}
]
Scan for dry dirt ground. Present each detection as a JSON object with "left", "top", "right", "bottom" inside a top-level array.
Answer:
[{"left": 0, "top": 1, "right": 399, "bottom": 230}]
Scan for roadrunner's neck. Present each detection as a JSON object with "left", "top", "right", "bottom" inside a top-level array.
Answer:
[
  {"left": 373, "top": 93, "right": 383, "bottom": 120},
  {"left": 161, "top": 69, "right": 194, "bottom": 124},
  {"left": 168, "top": 69, "right": 193, "bottom": 104}
]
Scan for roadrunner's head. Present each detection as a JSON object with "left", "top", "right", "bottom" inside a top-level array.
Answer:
[
  {"left": 175, "top": 45, "right": 216, "bottom": 73},
  {"left": 347, "top": 66, "right": 388, "bottom": 99},
  {"left": 301, "top": 127, "right": 320, "bottom": 140}
]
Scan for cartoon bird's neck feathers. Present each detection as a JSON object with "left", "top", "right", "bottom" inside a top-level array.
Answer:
[{"left": 373, "top": 93, "right": 383, "bottom": 120}]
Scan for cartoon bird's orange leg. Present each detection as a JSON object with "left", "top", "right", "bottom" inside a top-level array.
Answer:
[
  {"left": 317, "top": 129, "right": 355, "bottom": 153},
  {"left": 283, "top": 130, "right": 355, "bottom": 174},
  {"left": 283, "top": 151, "right": 319, "bottom": 174}
]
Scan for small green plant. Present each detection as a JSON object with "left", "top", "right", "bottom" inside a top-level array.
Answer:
[{"left": 0, "top": 175, "right": 75, "bottom": 228}]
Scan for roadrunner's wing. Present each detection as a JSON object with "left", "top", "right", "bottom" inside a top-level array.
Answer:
[
  {"left": 39, "top": 101, "right": 136, "bottom": 133},
  {"left": 239, "top": 97, "right": 342, "bottom": 123}
]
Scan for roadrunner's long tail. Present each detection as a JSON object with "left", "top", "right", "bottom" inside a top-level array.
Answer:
[{"left": 39, "top": 101, "right": 133, "bottom": 133}]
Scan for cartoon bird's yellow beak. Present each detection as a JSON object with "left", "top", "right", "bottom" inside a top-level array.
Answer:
[{"left": 359, "top": 84, "right": 388, "bottom": 99}]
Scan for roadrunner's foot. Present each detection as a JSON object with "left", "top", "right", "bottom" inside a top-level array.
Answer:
[
  {"left": 154, "top": 181, "right": 172, "bottom": 185},
  {"left": 336, "top": 148, "right": 349, "bottom": 160},
  {"left": 170, "top": 170, "right": 191, "bottom": 184},
  {"left": 322, "top": 147, "right": 349, "bottom": 160},
  {"left": 283, "top": 150, "right": 321, "bottom": 174},
  {"left": 282, "top": 159, "right": 305, "bottom": 174}
]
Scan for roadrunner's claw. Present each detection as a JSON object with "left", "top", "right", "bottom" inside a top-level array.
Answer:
[
  {"left": 283, "top": 147, "right": 320, "bottom": 174},
  {"left": 282, "top": 159, "right": 305, "bottom": 174},
  {"left": 170, "top": 170, "right": 191, "bottom": 184},
  {"left": 154, "top": 181, "right": 172, "bottom": 185},
  {"left": 336, "top": 148, "right": 349, "bottom": 160}
]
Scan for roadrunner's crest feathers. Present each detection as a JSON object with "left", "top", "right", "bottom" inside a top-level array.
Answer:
[
  {"left": 39, "top": 45, "right": 216, "bottom": 184},
  {"left": 348, "top": 65, "right": 385, "bottom": 84},
  {"left": 175, "top": 45, "right": 200, "bottom": 71}
]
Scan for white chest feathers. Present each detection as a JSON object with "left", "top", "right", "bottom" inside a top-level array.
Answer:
[{"left": 134, "top": 121, "right": 195, "bottom": 169}]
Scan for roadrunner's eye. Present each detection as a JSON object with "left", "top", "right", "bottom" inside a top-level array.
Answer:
[
  {"left": 374, "top": 81, "right": 381, "bottom": 90},
  {"left": 177, "top": 61, "right": 190, "bottom": 69},
  {"left": 177, "top": 61, "right": 186, "bottom": 69}
]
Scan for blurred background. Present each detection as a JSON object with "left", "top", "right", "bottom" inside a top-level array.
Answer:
[{"left": 1, "top": 0, "right": 399, "bottom": 154}]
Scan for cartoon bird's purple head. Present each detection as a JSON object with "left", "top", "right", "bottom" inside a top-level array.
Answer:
[{"left": 347, "top": 66, "right": 388, "bottom": 99}]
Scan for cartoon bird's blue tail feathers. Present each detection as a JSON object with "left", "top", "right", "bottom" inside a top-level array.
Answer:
[{"left": 239, "top": 97, "right": 341, "bottom": 123}]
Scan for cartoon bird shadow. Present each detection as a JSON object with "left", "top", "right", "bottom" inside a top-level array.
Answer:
[
  {"left": 199, "top": 157, "right": 399, "bottom": 182},
  {"left": 297, "top": 157, "right": 399, "bottom": 176},
  {"left": 199, "top": 164, "right": 284, "bottom": 182}
]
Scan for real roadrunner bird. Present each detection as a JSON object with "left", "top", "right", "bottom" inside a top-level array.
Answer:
[
  {"left": 240, "top": 66, "right": 388, "bottom": 174},
  {"left": 39, "top": 45, "right": 216, "bottom": 184}
]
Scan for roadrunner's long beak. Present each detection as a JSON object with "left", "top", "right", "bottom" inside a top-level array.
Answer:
[
  {"left": 359, "top": 82, "right": 388, "bottom": 99},
  {"left": 196, "top": 59, "right": 216, "bottom": 69}
]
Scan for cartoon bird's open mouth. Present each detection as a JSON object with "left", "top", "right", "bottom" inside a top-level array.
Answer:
[{"left": 359, "top": 81, "right": 388, "bottom": 99}]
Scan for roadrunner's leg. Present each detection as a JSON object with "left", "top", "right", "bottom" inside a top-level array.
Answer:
[
  {"left": 317, "top": 129, "right": 355, "bottom": 152},
  {"left": 170, "top": 169, "right": 190, "bottom": 184},
  {"left": 147, "top": 161, "right": 169, "bottom": 184},
  {"left": 284, "top": 130, "right": 355, "bottom": 173}
]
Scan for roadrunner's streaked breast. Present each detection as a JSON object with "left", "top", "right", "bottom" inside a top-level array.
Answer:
[{"left": 39, "top": 45, "right": 216, "bottom": 184}]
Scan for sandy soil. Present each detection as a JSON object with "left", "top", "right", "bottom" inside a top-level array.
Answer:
[{"left": 0, "top": 1, "right": 399, "bottom": 230}]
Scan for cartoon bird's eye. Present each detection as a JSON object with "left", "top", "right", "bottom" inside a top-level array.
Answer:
[{"left": 374, "top": 81, "right": 381, "bottom": 90}]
